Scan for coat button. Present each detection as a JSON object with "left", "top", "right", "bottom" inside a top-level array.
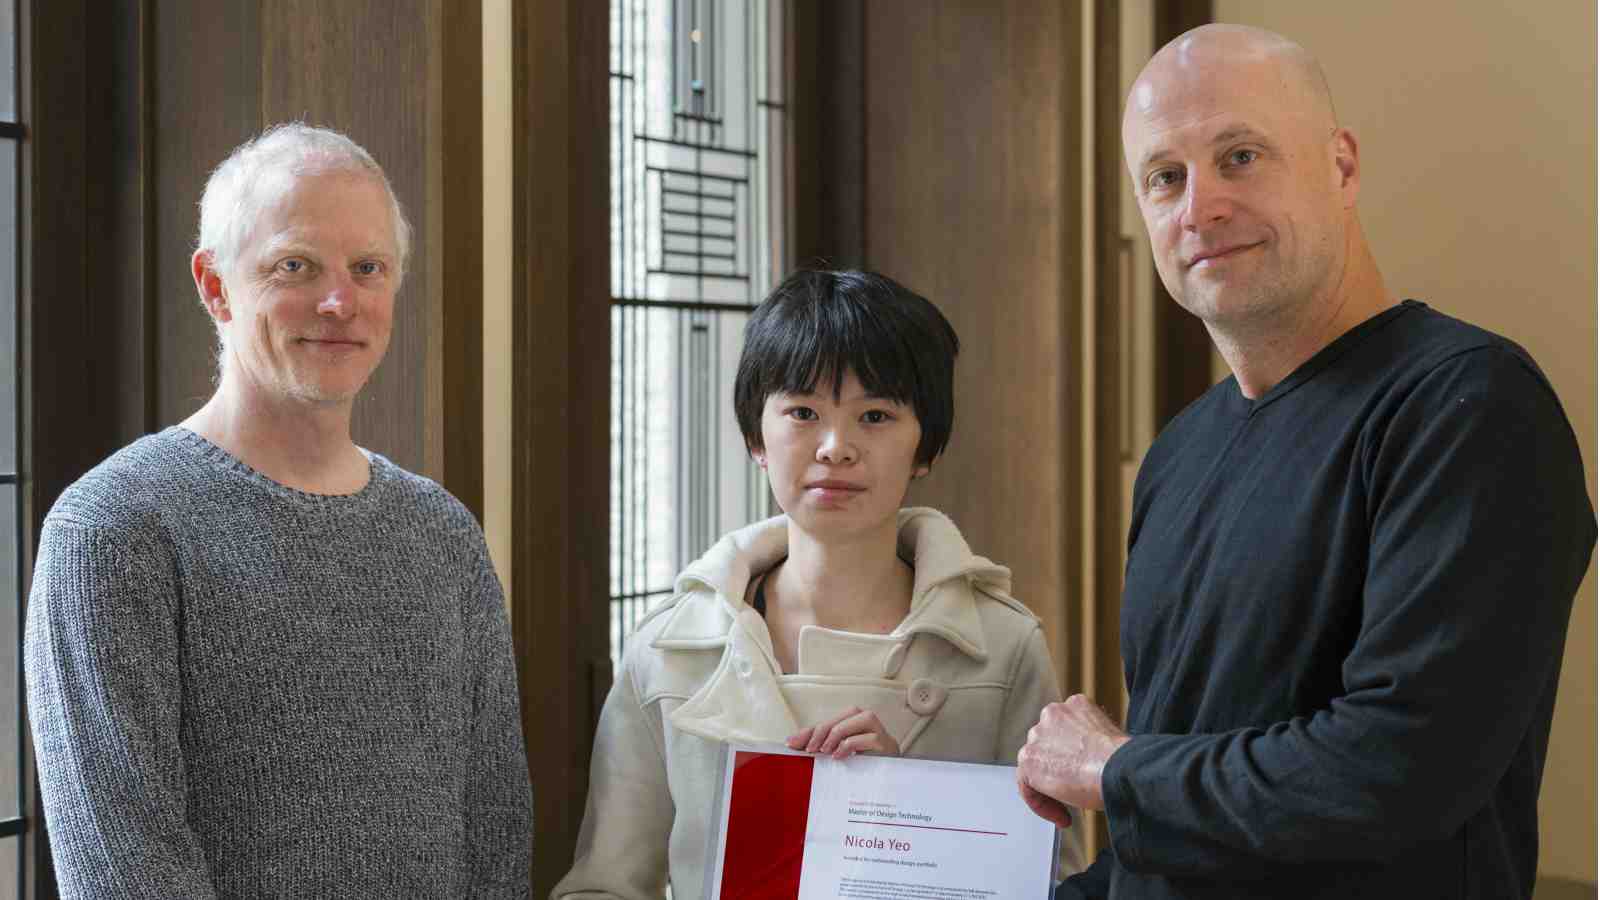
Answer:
[
  {"left": 906, "top": 678, "right": 948, "bottom": 715},
  {"left": 732, "top": 653, "right": 754, "bottom": 679}
]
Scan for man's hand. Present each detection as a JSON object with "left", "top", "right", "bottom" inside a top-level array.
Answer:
[
  {"left": 788, "top": 707, "right": 901, "bottom": 760},
  {"left": 1017, "top": 695, "right": 1131, "bottom": 818}
]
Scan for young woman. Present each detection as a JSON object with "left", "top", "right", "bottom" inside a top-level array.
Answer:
[{"left": 555, "top": 269, "right": 1084, "bottom": 898}]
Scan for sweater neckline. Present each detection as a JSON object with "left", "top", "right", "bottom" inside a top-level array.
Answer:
[{"left": 165, "top": 426, "right": 390, "bottom": 510}]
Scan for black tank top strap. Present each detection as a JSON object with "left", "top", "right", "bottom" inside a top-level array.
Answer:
[{"left": 751, "top": 557, "right": 787, "bottom": 618}]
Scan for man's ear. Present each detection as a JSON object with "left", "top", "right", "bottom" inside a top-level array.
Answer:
[
  {"left": 1332, "top": 127, "right": 1360, "bottom": 208},
  {"left": 192, "top": 249, "right": 232, "bottom": 323}
]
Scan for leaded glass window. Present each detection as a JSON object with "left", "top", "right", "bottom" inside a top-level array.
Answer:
[{"left": 609, "top": 0, "right": 790, "bottom": 664}]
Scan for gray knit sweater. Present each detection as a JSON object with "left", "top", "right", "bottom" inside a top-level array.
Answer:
[{"left": 24, "top": 427, "right": 532, "bottom": 898}]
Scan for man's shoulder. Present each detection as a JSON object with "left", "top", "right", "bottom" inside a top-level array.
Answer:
[
  {"left": 1370, "top": 302, "right": 1561, "bottom": 413},
  {"left": 1381, "top": 301, "right": 1535, "bottom": 371},
  {"left": 366, "top": 454, "right": 489, "bottom": 556},
  {"left": 369, "top": 451, "right": 480, "bottom": 528},
  {"left": 47, "top": 429, "right": 201, "bottom": 537}
]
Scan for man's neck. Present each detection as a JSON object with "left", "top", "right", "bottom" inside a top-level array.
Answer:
[
  {"left": 771, "top": 519, "right": 913, "bottom": 635},
  {"left": 1210, "top": 233, "right": 1396, "bottom": 400},
  {"left": 182, "top": 378, "right": 370, "bottom": 496}
]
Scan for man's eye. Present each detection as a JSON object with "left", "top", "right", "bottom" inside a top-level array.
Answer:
[
  {"left": 1226, "top": 149, "right": 1258, "bottom": 167},
  {"left": 1147, "top": 168, "right": 1183, "bottom": 191},
  {"left": 862, "top": 410, "right": 892, "bottom": 424},
  {"left": 278, "top": 258, "right": 307, "bottom": 275},
  {"left": 355, "top": 261, "right": 383, "bottom": 277}
]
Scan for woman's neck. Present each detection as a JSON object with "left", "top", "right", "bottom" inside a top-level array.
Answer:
[{"left": 769, "top": 519, "right": 914, "bottom": 635}]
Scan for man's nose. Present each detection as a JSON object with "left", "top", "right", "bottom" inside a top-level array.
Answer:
[
  {"left": 316, "top": 272, "right": 359, "bottom": 319},
  {"left": 1180, "top": 168, "right": 1233, "bottom": 231},
  {"left": 816, "top": 427, "right": 858, "bottom": 465}
]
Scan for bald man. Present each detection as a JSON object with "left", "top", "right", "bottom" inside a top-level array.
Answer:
[{"left": 1017, "top": 24, "right": 1594, "bottom": 900}]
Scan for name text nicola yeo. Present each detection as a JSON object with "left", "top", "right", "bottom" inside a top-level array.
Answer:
[{"left": 843, "top": 834, "right": 912, "bottom": 852}]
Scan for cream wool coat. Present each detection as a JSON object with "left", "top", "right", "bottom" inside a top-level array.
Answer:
[{"left": 553, "top": 508, "right": 1086, "bottom": 900}]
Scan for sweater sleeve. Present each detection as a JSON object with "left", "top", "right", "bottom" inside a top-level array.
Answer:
[
  {"left": 462, "top": 545, "right": 534, "bottom": 898},
  {"left": 551, "top": 640, "right": 676, "bottom": 900},
  {"left": 1100, "top": 350, "right": 1595, "bottom": 876},
  {"left": 23, "top": 518, "right": 220, "bottom": 900}
]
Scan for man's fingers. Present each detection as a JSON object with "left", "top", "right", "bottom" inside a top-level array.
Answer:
[{"left": 1018, "top": 779, "right": 1075, "bottom": 828}]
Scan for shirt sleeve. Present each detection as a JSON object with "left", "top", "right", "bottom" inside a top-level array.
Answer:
[
  {"left": 24, "top": 518, "right": 221, "bottom": 899},
  {"left": 462, "top": 544, "right": 535, "bottom": 898},
  {"left": 1100, "top": 349, "right": 1596, "bottom": 876},
  {"left": 1055, "top": 848, "right": 1114, "bottom": 899},
  {"left": 551, "top": 642, "right": 675, "bottom": 900}
]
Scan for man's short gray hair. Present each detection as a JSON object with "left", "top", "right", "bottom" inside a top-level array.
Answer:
[{"left": 196, "top": 122, "right": 413, "bottom": 282}]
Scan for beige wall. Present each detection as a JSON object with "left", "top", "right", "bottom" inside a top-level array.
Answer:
[
  {"left": 484, "top": 0, "right": 513, "bottom": 599},
  {"left": 1215, "top": 0, "right": 1598, "bottom": 884}
]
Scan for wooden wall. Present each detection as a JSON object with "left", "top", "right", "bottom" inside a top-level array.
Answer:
[
  {"left": 1150, "top": 0, "right": 1215, "bottom": 426},
  {"left": 795, "top": 0, "right": 1097, "bottom": 699},
  {"left": 792, "top": 0, "right": 1217, "bottom": 855},
  {"left": 509, "top": 0, "right": 611, "bottom": 894}
]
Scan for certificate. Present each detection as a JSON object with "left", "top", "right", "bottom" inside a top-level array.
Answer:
[{"left": 705, "top": 745, "right": 1058, "bottom": 899}]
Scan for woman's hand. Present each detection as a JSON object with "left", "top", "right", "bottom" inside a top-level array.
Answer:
[{"left": 787, "top": 707, "right": 901, "bottom": 760}]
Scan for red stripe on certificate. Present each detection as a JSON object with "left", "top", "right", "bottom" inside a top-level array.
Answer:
[
  {"left": 846, "top": 819, "right": 1008, "bottom": 836},
  {"left": 720, "top": 752, "right": 815, "bottom": 898}
]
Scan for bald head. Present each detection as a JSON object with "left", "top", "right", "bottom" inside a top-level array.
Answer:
[
  {"left": 1118, "top": 23, "right": 1367, "bottom": 347},
  {"left": 1126, "top": 25, "right": 1337, "bottom": 152}
]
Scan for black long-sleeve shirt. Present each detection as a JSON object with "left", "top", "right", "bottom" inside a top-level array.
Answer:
[{"left": 1063, "top": 301, "right": 1594, "bottom": 899}]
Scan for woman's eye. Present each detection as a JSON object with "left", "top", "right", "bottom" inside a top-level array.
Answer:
[
  {"left": 787, "top": 407, "right": 817, "bottom": 422},
  {"left": 862, "top": 410, "right": 892, "bottom": 424},
  {"left": 1227, "top": 149, "right": 1258, "bottom": 167},
  {"left": 278, "top": 258, "right": 306, "bottom": 274}
]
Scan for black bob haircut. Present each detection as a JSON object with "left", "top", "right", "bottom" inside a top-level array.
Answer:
[{"left": 733, "top": 269, "right": 960, "bottom": 467}]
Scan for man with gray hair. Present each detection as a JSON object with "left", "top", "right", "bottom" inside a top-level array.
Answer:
[{"left": 25, "top": 123, "right": 533, "bottom": 897}]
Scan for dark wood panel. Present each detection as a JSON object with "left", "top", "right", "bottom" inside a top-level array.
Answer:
[
  {"left": 1151, "top": 0, "right": 1214, "bottom": 428},
  {"left": 85, "top": 0, "right": 152, "bottom": 441},
  {"left": 567, "top": 0, "right": 612, "bottom": 813},
  {"left": 1093, "top": 0, "right": 1126, "bottom": 726},
  {"left": 792, "top": 0, "right": 864, "bottom": 268},
  {"left": 24, "top": 4, "right": 95, "bottom": 897},
  {"left": 511, "top": 0, "right": 609, "bottom": 892},
  {"left": 151, "top": 0, "right": 261, "bottom": 428},
  {"left": 1055, "top": 0, "right": 1086, "bottom": 702},
  {"left": 260, "top": 0, "right": 432, "bottom": 476},
  {"left": 436, "top": 0, "right": 484, "bottom": 517},
  {"left": 862, "top": 0, "right": 1075, "bottom": 668}
]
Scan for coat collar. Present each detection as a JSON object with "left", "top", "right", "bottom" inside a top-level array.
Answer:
[{"left": 651, "top": 507, "right": 1010, "bottom": 662}]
